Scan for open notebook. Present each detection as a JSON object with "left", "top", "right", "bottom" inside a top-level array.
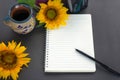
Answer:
[{"left": 45, "top": 14, "right": 96, "bottom": 72}]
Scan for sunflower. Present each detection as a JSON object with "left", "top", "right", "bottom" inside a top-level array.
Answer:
[
  {"left": 36, "top": 0, "right": 69, "bottom": 30},
  {"left": 0, "top": 41, "right": 31, "bottom": 80}
]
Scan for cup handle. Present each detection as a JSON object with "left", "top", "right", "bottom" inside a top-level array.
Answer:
[{"left": 3, "top": 16, "right": 10, "bottom": 26}]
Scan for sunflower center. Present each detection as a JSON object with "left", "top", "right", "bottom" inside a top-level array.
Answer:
[
  {"left": 46, "top": 9, "right": 57, "bottom": 20},
  {"left": 0, "top": 50, "right": 17, "bottom": 69}
]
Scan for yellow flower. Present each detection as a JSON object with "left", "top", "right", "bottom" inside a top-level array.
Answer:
[
  {"left": 0, "top": 41, "right": 31, "bottom": 80},
  {"left": 36, "top": 0, "right": 69, "bottom": 30}
]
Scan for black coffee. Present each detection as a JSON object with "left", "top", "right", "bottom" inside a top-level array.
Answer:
[{"left": 11, "top": 6, "right": 30, "bottom": 21}]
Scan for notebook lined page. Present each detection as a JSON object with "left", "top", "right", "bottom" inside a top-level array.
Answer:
[{"left": 45, "top": 14, "right": 96, "bottom": 72}]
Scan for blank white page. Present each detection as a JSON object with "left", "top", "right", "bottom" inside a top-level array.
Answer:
[{"left": 45, "top": 14, "right": 96, "bottom": 72}]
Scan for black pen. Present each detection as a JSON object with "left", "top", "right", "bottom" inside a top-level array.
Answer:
[{"left": 75, "top": 49, "right": 120, "bottom": 76}]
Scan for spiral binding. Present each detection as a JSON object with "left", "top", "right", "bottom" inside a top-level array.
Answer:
[{"left": 45, "top": 30, "right": 50, "bottom": 68}]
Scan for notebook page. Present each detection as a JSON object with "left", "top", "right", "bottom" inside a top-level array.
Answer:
[{"left": 45, "top": 14, "right": 96, "bottom": 72}]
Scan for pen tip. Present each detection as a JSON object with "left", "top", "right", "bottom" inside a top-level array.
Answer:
[{"left": 75, "top": 48, "right": 78, "bottom": 51}]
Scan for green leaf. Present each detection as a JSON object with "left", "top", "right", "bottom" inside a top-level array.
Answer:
[
  {"left": 17, "top": 0, "right": 36, "bottom": 8},
  {"left": 35, "top": 23, "right": 45, "bottom": 28}
]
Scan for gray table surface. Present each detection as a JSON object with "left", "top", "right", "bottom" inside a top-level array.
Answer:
[{"left": 0, "top": 0, "right": 120, "bottom": 80}]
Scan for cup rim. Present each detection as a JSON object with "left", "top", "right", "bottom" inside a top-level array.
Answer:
[{"left": 8, "top": 3, "right": 33, "bottom": 23}]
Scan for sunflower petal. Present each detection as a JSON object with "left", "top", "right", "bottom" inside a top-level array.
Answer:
[
  {"left": 18, "top": 58, "right": 31, "bottom": 66},
  {"left": 15, "top": 42, "right": 21, "bottom": 49},
  {"left": 18, "top": 53, "right": 29, "bottom": 58},
  {"left": 15, "top": 46, "right": 26, "bottom": 54},
  {"left": 0, "top": 42, "right": 7, "bottom": 51},
  {"left": 10, "top": 70, "right": 18, "bottom": 80},
  {"left": 0, "top": 68, "right": 3, "bottom": 71},
  {"left": 8, "top": 41, "right": 16, "bottom": 50},
  {"left": 40, "top": 3, "right": 47, "bottom": 9},
  {"left": 2, "top": 70, "right": 10, "bottom": 79}
]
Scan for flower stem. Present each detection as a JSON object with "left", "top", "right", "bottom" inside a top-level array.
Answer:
[{"left": 33, "top": 5, "right": 40, "bottom": 11}]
